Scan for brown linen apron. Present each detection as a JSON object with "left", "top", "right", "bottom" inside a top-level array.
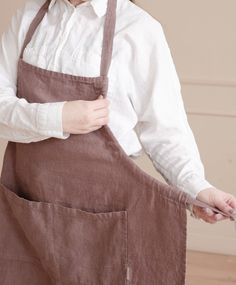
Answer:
[{"left": 0, "top": 0, "right": 233, "bottom": 284}]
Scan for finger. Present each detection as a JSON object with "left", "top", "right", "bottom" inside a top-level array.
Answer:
[
  {"left": 93, "top": 108, "right": 109, "bottom": 119},
  {"left": 216, "top": 199, "right": 235, "bottom": 216},
  {"left": 92, "top": 99, "right": 109, "bottom": 110},
  {"left": 203, "top": 207, "right": 230, "bottom": 222},
  {"left": 228, "top": 197, "right": 236, "bottom": 221},
  {"left": 213, "top": 213, "right": 229, "bottom": 221},
  {"left": 206, "top": 207, "right": 230, "bottom": 219},
  {"left": 90, "top": 96, "right": 110, "bottom": 110},
  {"left": 228, "top": 197, "right": 236, "bottom": 211},
  {"left": 203, "top": 208, "right": 215, "bottom": 216},
  {"left": 193, "top": 207, "right": 217, "bottom": 224},
  {"left": 95, "top": 117, "right": 109, "bottom": 126},
  {"left": 201, "top": 208, "right": 229, "bottom": 222},
  {"left": 193, "top": 207, "right": 228, "bottom": 223}
]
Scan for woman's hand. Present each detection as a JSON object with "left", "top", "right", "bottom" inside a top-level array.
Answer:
[
  {"left": 193, "top": 187, "right": 236, "bottom": 223},
  {"left": 62, "top": 95, "right": 110, "bottom": 134}
]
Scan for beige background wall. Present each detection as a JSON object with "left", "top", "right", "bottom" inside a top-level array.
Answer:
[
  {"left": 135, "top": 0, "right": 236, "bottom": 255},
  {"left": 0, "top": 0, "right": 235, "bottom": 255}
]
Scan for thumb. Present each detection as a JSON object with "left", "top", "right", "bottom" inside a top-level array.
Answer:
[{"left": 98, "top": 95, "right": 104, "bottom": 99}]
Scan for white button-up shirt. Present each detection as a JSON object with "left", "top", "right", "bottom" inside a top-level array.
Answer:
[{"left": 0, "top": 0, "right": 214, "bottom": 198}]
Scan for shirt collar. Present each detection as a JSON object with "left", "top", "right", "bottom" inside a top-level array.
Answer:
[{"left": 48, "top": 0, "right": 109, "bottom": 18}]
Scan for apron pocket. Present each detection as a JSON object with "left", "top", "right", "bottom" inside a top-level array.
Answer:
[
  {"left": 53, "top": 204, "right": 128, "bottom": 285},
  {"left": 0, "top": 182, "right": 128, "bottom": 285}
]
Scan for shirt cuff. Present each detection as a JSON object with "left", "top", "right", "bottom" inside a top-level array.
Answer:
[
  {"left": 36, "top": 101, "right": 70, "bottom": 139},
  {"left": 176, "top": 175, "right": 215, "bottom": 199}
]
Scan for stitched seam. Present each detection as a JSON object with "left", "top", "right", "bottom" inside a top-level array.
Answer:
[{"left": 19, "top": 59, "right": 103, "bottom": 83}]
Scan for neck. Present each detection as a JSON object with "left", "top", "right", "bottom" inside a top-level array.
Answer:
[{"left": 69, "top": 0, "right": 87, "bottom": 7}]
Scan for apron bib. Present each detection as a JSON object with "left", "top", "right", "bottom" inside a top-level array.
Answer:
[{"left": 0, "top": 0, "right": 232, "bottom": 284}]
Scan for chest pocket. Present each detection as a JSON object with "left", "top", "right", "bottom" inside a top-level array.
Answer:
[{"left": 23, "top": 36, "right": 53, "bottom": 68}]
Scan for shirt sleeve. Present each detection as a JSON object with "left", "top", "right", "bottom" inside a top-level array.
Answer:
[
  {"left": 129, "top": 18, "right": 215, "bottom": 198},
  {"left": 0, "top": 1, "right": 70, "bottom": 143}
]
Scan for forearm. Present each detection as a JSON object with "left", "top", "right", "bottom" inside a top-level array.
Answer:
[{"left": 0, "top": 94, "right": 69, "bottom": 143}]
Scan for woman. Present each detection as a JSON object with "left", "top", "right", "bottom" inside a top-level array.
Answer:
[
  {"left": 0, "top": 0, "right": 235, "bottom": 283},
  {"left": 0, "top": 0, "right": 235, "bottom": 221}
]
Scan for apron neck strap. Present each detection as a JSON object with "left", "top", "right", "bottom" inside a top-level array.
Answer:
[
  {"left": 19, "top": 0, "right": 50, "bottom": 60},
  {"left": 19, "top": 0, "right": 117, "bottom": 78},
  {"left": 100, "top": 0, "right": 117, "bottom": 77}
]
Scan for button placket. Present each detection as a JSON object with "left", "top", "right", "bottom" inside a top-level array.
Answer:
[{"left": 53, "top": 9, "right": 77, "bottom": 64}]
